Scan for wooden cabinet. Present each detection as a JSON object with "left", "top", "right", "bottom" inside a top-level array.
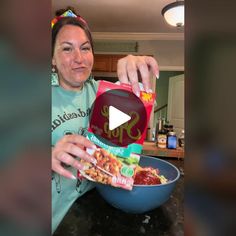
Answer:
[
  {"left": 111, "top": 56, "right": 122, "bottom": 72},
  {"left": 92, "top": 55, "right": 111, "bottom": 72},
  {"left": 93, "top": 54, "right": 126, "bottom": 72}
]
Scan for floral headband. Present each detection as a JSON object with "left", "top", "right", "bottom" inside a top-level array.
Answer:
[{"left": 51, "top": 9, "right": 87, "bottom": 28}]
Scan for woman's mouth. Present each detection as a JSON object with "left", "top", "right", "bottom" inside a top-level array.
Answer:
[{"left": 72, "top": 67, "right": 86, "bottom": 73}]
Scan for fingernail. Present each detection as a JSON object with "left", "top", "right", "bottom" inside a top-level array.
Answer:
[
  {"left": 71, "top": 175, "right": 77, "bottom": 180},
  {"left": 92, "top": 145, "right": 97, "bottom": 149},
  {"left": 148, "top": 89, "right": 153, "bottom": 93},
  {"left": 135, "top": 91, "right": 140, "bottom": 97},
  {"left": 156, "top": 74, "right": 159, "bottom": 79},
  {"left": 91, "top": 158, "right": 97, "bottom": 165}
]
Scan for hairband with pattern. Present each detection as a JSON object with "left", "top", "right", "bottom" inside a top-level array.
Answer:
[{"left": 51, "top": 9, "right": 87, "bottom": 28}]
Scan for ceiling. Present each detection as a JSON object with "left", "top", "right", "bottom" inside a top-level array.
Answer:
[
  {"left": 51, "top": 0, "right": 184, "bottom": 70},
  {"left": 51, "top": 0, "right": 184, "bottom": 39}
]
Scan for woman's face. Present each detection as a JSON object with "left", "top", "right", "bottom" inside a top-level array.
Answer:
[{"left": 52, "top": 25, "right": 94, "bottom": 90}]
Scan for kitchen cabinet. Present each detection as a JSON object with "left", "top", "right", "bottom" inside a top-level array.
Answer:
[{"left": 93, "top": 54, "right": 126, "bottom": 72}]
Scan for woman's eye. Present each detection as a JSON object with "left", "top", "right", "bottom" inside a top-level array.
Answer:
[
  {"left": 82, "top": 46, "right": 91, "bottom": 51},
  {"left": 63, "top": 47, "right": 72, "bottom": 52}
]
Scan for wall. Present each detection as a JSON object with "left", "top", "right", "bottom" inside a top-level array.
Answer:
[
  {"left": 94, "top": 39, "right": 184, "bottom": 71},
  {"left": 138, "top": 40, "right": 184, "bottom": 71}
]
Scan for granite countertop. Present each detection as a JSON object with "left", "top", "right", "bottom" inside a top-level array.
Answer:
[{"left": 54, "top": 158, "right": 184, "bottom": 236}]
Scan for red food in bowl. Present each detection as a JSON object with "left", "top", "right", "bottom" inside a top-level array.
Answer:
[
  {"left": 134, "top": 170, "right": 161, "bottom": 185},
  {"left": 134, "top": 166, "right": 163, "bottom": 185}
]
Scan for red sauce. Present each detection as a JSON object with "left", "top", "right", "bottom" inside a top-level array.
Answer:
[{"left": 134, "top": 170, "right": 161, "bottom": 185}]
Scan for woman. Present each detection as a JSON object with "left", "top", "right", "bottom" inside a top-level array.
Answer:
[{"left": 51, "top": 8, "right": 159, "bottom": 233}]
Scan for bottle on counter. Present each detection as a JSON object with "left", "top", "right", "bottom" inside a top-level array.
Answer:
[
  {"left": 167, "top": 131, "right": 177, "bottom": 149},
  {"left": 157, "top": 129, "right": 167, "bottom": 148},
  {"left": 157, "top": 117, "right": 162, "bottom": 131},
  {"left": 155, "top": 117, "right": 166, "bottom": 141},
  {"left": 178, "top": 130, "right": 185, "bottom": 148},
  {"left": 163, "top": 124, "right": 174, "bottom": 134},
  {"left": 151, "top": 127, "right": 156, "bottom": 141}
]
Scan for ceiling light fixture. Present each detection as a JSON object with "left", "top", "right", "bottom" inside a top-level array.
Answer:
[{"left": 161, "top": 1, "right": 184, "bottom": 27}]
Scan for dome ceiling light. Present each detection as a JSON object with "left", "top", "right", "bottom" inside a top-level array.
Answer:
[{"left": 161, "top": 1, "right": 184, "bottom": 27}]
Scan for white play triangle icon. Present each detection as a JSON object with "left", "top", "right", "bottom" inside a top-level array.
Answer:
[{"left": 109, "top": 106, "right": 131, "bottom": 131}]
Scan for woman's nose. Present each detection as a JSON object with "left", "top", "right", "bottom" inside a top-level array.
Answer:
[{"left": 74, "top": 49, "right": 82, "bottom": 62}]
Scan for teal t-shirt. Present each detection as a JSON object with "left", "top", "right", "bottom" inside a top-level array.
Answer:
[{"left": 51, "top": 76, "right": 98, "bottom": 233}]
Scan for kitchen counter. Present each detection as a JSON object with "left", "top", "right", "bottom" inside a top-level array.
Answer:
[
  {"left": 54, "top": 158, "right": 184, "bottom": 236},
  {"left": 142, "top": 141, "right": 184, "bottom": 159}
]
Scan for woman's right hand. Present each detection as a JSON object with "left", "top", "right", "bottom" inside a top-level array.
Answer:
[{"left": 52, "top": 134, "right": 97, "bottom": 179}]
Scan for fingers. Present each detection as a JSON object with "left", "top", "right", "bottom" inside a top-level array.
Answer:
[
  {"left": 61, "top": 134, "right": 96, "bottom": 150},
  {"left": 117, "top": 57, "right": 129, "bottom": 84},
  {"left": 117, "top": 55, "right": 141, "bottom": 96},
  {"left": 144, "top": 56, "right": 159, "bottom": 79},
  {"left": 52, "top": 134, "right": 97, "bottom": 179},
  {"left": 57, "top": 152, "right": 85, "bottom": 170},
  {"left": 59, "top": 143, "right": 96, "bottom": 163},
  {"left": 52, "top": 157, "right": 77, "bottom": 179},
  {"left": 126, "top": 58, "right": 140, "bottom": 97},
  {"left": 117, "top": 55, "right": 159, "bottom": 96},
  {"left": 135, "top": 56, "right": 159, "bottom": 92},
  {"left": 135, "top": 60, "right": 151, "bottom": 93}
]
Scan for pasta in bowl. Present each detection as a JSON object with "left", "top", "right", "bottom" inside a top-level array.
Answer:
[{"left": 95, "top": 155, "right": 180, "bottom": 214}]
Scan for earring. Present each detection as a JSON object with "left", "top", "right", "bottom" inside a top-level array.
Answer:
[{"left": 51, "top": 65, "right": 59, "bottom": 86}]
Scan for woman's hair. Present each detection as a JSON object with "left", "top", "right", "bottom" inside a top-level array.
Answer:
[{"left": 52, "top": 7, "right": 94, "bottom": 56}]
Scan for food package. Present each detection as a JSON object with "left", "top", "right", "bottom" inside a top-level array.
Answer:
[{"left": 79, "top": 81, "right": 155, "bottom": 190}]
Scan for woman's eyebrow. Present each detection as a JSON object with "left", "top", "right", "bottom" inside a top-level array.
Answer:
[
  {"left": 60, "top": 41, "right": 90, "bottom": 46},
  {"left": 61, "top": 41, "right": 73, "bottom": 45},
  {"left": 81, "top": 41, "right": 90, "bottom": 46}
]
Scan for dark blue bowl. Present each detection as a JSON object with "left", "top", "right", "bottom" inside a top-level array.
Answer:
[{"left": 95, "top": 155, "right": 180, "bottom": 213}]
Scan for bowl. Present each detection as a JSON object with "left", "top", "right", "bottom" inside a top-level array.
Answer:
[{"left": 95, "top": 155, "right": 180, "bottom": 214}]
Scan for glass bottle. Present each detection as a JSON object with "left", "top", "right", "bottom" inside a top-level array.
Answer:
[
  {"left": 178, "top": 130, "right": 185, "bottom": 148},
  {"left": 167, "top": 131, "right": 177, "bottom": 149},
  {"left": 157, "top": 129, "right": 167, "bottom": 148}
]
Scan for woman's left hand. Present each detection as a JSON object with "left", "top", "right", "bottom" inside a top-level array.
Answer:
[{"left": 117, "top": 55, "right": 159, "bottom": 96}]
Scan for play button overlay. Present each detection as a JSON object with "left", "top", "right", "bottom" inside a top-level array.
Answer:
[
  {"left": 109, "top": 106, "right": 131, "bottom": 131},
  {"left": 89, "top": 88, "right": 148, "bottom": 147}
]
